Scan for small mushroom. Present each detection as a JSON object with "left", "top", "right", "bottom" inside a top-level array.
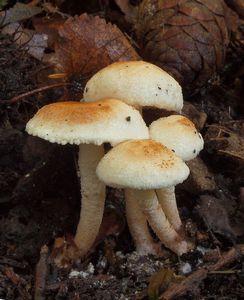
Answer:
[
  {"left": 26, "top": 99, "right": 148, "bottom": 259},
  {"left": 149, "top": 115, "right": 204, "bottom": 231},
  {"left": 96, "top": 139, "right": 190, "bottom": 255},
  {"left": 83, "top": 60, "right": 184, "bottom": 255}
]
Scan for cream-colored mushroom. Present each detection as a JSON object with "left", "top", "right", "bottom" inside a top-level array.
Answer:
[
  {"left": 83, "top": 60, "right": 183, "bottom": 112},
  {"left": 96, "top": 140, "right": 190, "bottom": 256},
  {"left": 149, "top": 115, "right": 204, "bottom": 231},
  {"left": 83, "top": 60, "right": 184, "bottom": 255},
  {"left": 26, "top": 99, "right": 148, "bottom": 258}
]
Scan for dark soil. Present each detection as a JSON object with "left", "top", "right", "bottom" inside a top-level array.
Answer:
[{"left": 0, "top": 2, "right": 244, "bottom": 299}]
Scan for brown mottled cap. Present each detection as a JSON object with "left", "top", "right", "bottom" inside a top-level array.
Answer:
[
  {"left": 26, "top": 99, "right": 149, "bottom": 146},
  {"left": 96, "top": 139, "right": 189, "bottom": 189},
  {"left": 149, "top": 115, "right": 204, "bottom": 161},
  {"left": 83, "top": 61, "right": 183, "bottom": 112}
]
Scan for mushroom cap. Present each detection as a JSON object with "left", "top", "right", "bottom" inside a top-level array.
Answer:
[
  {"left": 26, "top": 99, "right": 149, "bottom": 146},
  {"left": 83, "top": 61, "right": 183, "bottom": 112},
  {"left": 96, "top": 139, "right": 189, "bottom": 189},
  {"left": 149, "top": 115, "right": 204, "bottom": 161}
]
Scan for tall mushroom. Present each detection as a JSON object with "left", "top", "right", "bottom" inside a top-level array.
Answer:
[
  {"left": 26, "top": 99, "right": 148, "bottom": 258},
  {"left": 149, "top": 115, "right": 204, "bottom": 231},
  {"left": 83, "top": 60, "right": 184, "bottom": 254},
  {"left": 96, "top": 139, "right": 190, "bottom": 255}
]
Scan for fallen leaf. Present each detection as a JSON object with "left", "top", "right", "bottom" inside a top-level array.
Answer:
[
  {"left": 114, "top": 0, "right": 138, "bottom": 22},
  {"left": 181, "top": 157, "right": 216, "bottom": 194},
  {"left": 196, "top": 195, "right": 236, "bottom": 242},
  {"left": 51, "top": 235, "right": 80, "bottom": 268},
  {"left": 148, "top": 268, "right": 184, "bottom": 300},
  {"left": 2, "top": 23, "right": 48, "bottom": 60},
  {"left": 54, "top": 13, "right": 140, "bottom": 78},
  {"left": 0, "top": 2, "right": 42, "bottom": 26},
  {"left": 204, "top": 124, "right": 244, "bottom": 175},
  {"left": 33, "top": 16, "right": 65, "bottom": 48}
]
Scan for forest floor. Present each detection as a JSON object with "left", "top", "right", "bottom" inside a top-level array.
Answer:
[{"left": 0, "top": 1, "right": 243, "bottom": 299}]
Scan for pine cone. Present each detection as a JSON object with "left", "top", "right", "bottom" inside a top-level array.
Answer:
[{"left": 136, "top": 0, "right": 230, "bottom": 94}]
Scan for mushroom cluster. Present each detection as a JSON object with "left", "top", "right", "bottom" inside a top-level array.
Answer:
[
  {"left": 26, "top": 61, "right": 204, "bottom": 262},
  {"left": 84, "top": 61, "right": 204, "bottom": 256}
]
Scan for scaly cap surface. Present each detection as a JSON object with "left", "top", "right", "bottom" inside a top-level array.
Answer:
[
  {"left": 96, "top": 139, "right": 189, "bottom": 189},
  {"left": 83, "top": 61, "right": 183, "bottom": 112},
  {"left": 149, "top": 115, "right": 204, "bottom": 161},
  {"left": 26, "top": 99, "right": 149, "bottom": 146}
]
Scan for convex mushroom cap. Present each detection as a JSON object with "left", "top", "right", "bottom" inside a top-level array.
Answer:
[
  {"left": 26, "top": 98, "right": 149, "bottom": 261},
  {"left": 26, "top": 98, "right": 149, "bottom": 146},
  {"left": 97, "top": 139, "right": 190, "bottom": 256},
  {"left": 149, "top": 115, "right": 204, "bottom": 161},
  {"left": 83, "top": 61, "right": 183, "bottom": 112},
  {"left": 96, "top": 139, "right": 190, "bottom": 189}
]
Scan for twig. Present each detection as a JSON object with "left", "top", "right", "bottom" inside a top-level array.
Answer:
[
  {"left": 0, "top": 82, "right": 71, "bottom": 104},
  {"left": 4, "top": 267, "right": 32, "bottom": 300},
  {"left": 0, "top": 256, "right": 28, "bottom": 269},
  {"left": 159, "top": 245, "right": 244, "bottom": 300},
  {"left": 208, "top": 270, "right": 241, "bottom": 274},
  {"left": 35, "top": 245, "right": 49, "bottom": 300}
]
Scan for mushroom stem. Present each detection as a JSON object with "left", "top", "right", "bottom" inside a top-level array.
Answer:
[
  {"left": 156, "top": 187, "right": 182, "bottom": 232},
  {"left": 125, "top": 189, "right": 162, "bottom": 255},
  {"left": 135, "top": 190, "right": 188, "bottom": 256},
  {"left": 74, "top": 144, "right": 105, "bottom": 256}
]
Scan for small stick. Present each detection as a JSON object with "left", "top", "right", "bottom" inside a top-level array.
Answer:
[
  {"left": 35, "top": 245, "right": 49, "bottom": 300},
  {"left": 208, "top": 270, "right": 241, "bottom": 274},
  {"left": 0, "top": 82, "right": 70, "bottom": 104},
  {"left": 4, "top": 267, "right": 32, "bottom": 300},
  {"left": 159, "top": 245, "right": 244, "bottom": 300}
]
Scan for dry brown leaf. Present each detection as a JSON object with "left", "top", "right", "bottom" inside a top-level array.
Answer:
[
  {"left": 2, "top": 23, "right": 48, "bottom": 61},
  {"left": 114, "top": 0, "right": 138, "bottom": 22},
  {"left": 33, "top": 16, "right": 65, "bottom": 48},
  {"left": 54, "top": 13, "right": 140, "bottom": 77},
  {"left": 148, "top": 268, "right": 184, "bottom": 300},
  {"left": 0, "top": 2, "right": 42, "bottom": 26},
  {"left": 205, "top": 124, "right": 244, "bottom": 164},
  {"left": 196, "top": 195, "right": 236, "bottom": 242}
]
